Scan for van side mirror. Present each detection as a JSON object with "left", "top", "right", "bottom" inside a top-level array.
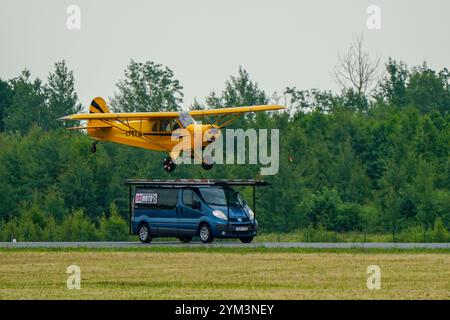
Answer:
[{"left": 192, "top": 199, "right": 201, "bottom": 210}]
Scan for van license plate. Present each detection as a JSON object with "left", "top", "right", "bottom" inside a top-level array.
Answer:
[{"left": 235, "top": 226, "right": 248, "bottom": 231}]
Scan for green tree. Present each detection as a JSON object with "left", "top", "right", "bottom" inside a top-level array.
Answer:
[
  {"left": 207, "top": 67, "right": 268, "bottom": 108},
  {"left": 431, "top": 217, "right": 449, "bottom": 242},
  {"left": 111, "top": 60, "right": 183, "bottom": 112},
  {"left": 189, "top": 98, "right": 204, "bottom": 110},
  {"left": 0, "top": 79, "right": 13, "bottom": 131},
  {"left": 98, "top": 203, "right": 128, "bottom": 240},
  {"left": 406, "top": 63, "right": 450, "bottom": 114},
  {"left": 298, "top": 188, "right": 361, "bottom": 232},
  {"left": 377, "top": 58, "right": 409, "bottom": 107},
  {"left": 284, "top": 87, "right": 337, "bottom": 113},
  {"left": 43, "top": 187, "right": 67, "bottom": 222},
  {"left": 59, "top": 209, "right": 98, "bottom": 241},
  {"left": 46, "top": 60, "right": 82, "bottom": 128},
  {"left": 3, "top": 70, "right": 47, "bottom": 133}
]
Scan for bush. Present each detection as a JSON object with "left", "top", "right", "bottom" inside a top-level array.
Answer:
[
  {"left": 299, "top": 188, "right": 362, "bottom": 232},
  {"left": 42, "top": 215, "right": 59, "bottom": 241},
  {"left": 98, "top": 203, "right": 129, "bottom": 241},
  {"left": 396, "top": 225, "right": 428, "bottom": 242},
  {"left": 59, "top": 209, "right": 98, "bottom": 241},
  {"left": 431, "top": 217, "right": 449, "bottom": 242},
  {"left": 304, "top": 226, "right": 337, "bottom": 242},
  {"left": 0, "top": 218, "right": 19, "bottom": 241}
]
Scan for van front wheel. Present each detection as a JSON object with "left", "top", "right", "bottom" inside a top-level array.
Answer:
[
  {"left": 138, "top": 224, "right": 152, "bottom": 243},
  {"left": 239, "top": 236, "right": 253, "bottom": 243},
  {"left": 198, "top": 224, "right": 213, "bottom": 243}
]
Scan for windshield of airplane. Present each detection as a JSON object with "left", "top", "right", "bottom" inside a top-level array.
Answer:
[
  {"left": 198, "top": 187, "right": 243, "bottom": 206},
  {"left": 178, "top": 112, "right": 196, "bottom": 127}
]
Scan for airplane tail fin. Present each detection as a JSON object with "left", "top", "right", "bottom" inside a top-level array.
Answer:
[
  {"left": 62, "top": 97, "right": 112, "bottom": 131},
  {"left": 89, "top": 97, "right": 110, "bottom": 114}
]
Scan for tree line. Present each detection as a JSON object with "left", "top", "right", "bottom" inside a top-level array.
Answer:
[{"left": 0, "top": 46, "right": 449, "bottom": 241}]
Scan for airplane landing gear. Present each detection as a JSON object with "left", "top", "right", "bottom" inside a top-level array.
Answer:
[
  {"left": 201, "top": 155, "right": 214, "bottom": 170},
  {"left": 163, "top": 157, "right": 176, "bottom": 172},
  {"left": 90, "top": 141, "right": 98, "bottom": 153},
  {"left": 201, "top": 162, "right": 214, "bottom": 170}
]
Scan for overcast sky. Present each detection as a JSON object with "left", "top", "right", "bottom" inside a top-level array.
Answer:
[{"left": 1, "top": 0, "right": 449, "bottom": 110}]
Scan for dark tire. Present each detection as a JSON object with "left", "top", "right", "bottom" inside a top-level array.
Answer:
[
  {"left": 163, "top": 157, "right": 176, "bottom": 172},
  {"left": 201, "top": 155, "right": 214, "bottom": 170},
  {"left": 198, "top": 223, "right": 214, "bottom": 243},
  {"left": 179, "top": 237, "right": 192, "bottom": 243},
  {"left": 201, "top": 162, "right": 214, "bottom": 170},
  {"left": 90, "top": 143, "right": 97, "bottom": 153},
  {"left": 138, "top": 223, "right": 152, "bottom": 243},
  {"left": 239, "top": 236, "right": 254, "bottom": 243}
]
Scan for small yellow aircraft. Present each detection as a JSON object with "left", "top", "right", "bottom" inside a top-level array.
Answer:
[{"left": 61, "top": 97, "right": 285, "bottom": 172}]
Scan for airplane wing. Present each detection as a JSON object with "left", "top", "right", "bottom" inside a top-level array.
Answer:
[
  {"left": 189, "top": 105, "right": 285, "bottom": 128},
  {"left": 189, "top": 105, "right": 285, "bottom": 117},
  {"left": 61, "top": 105, "right": 284, "bottom": 121}
]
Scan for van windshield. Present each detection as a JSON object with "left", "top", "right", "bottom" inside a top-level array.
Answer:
[{"left": 198, "top": 187, "right": 242, "bottom": 206}]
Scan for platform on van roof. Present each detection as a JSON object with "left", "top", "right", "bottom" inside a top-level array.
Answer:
[{"left": 124, "top": 179, "right": 269, "bottom": 187}]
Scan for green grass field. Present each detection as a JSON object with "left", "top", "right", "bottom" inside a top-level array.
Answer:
[{"left": 0, "top": 248, "right": 448, "bottom": 299}]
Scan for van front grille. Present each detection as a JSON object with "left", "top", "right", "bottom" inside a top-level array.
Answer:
[{"left": 229, "top": 217, "right": 249, "bottom": 223}]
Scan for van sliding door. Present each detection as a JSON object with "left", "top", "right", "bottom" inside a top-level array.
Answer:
[{"left": 179, "top": 189, "right": 203, "bottom": 235}]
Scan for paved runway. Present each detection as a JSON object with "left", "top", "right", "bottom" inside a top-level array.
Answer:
[{"left": 0, "top": 241, "right": 449, "bottom": 249}]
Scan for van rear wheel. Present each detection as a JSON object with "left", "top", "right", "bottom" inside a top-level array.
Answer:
[
  {"left": 198, "top": 224, "right": 213, "bottom": 243},
  {"left": 239, "top": 236, "right": 253, "bottom": 243},
  {"left": 138, "top": 224, "right": 152, "bottom": 243}
]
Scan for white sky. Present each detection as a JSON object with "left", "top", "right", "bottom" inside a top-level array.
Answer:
[{"left": 0, "top": 0, "right": 449, "bottom": 110}]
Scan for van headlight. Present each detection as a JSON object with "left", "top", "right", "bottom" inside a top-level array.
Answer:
[
  {"left": 213, "top": 210, "right": 228, "bottom": 220},
  {"left": 247, "top": 208, "right": 254, "bottom": 220}
]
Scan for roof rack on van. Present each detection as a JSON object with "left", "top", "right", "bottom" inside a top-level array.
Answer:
[{"left": 124, "top": 179, "right": 269, "bottom": 187}]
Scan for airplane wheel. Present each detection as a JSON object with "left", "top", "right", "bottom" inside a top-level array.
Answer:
[
  {"left": 90, "top": 142, "right": 97, "bottom": 153},
  {"left": 201, "top": 162, "right": 214, "bottom": 170},
  {"left": 163, "top": 157, "right": 176, "bottom": 172},
  {"left": 201, "top": 155, "right": 214, "bottom": 170}
]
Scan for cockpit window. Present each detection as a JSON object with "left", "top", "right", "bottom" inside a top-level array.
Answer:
[
  {"left": 179, "top": 112, "right": 196, "bottom": 128},
  {"left": 160, "top": 120, "right": 171, "bottom": 131},
  {"left": 151, "top": 119, "right": 180, "bottom": 132}
]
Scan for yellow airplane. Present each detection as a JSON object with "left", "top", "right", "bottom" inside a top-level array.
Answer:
[{"left": 61, "top": 97, "right": 285, "bottom": 172}]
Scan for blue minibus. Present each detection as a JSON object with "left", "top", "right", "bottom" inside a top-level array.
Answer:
[{"left": 126, "top": 179, "right": 268, "bottom": 243}]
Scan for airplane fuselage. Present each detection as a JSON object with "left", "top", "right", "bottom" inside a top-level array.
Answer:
[{"left": 87, "top": 119, "right": 219, "bottom": 153}]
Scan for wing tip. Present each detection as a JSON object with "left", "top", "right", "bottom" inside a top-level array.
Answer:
[{"left": 254, "top": 105, "right": 286, "bottom": 111}]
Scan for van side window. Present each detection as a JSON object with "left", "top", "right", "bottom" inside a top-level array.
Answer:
[
  {"left": 183, "top": 190, "right": 193, "bottom": 207},
  {"left": 134, "top": 188, "right": 178, "bottom": 210},
  {"left": 183, "top": 189, "right": 200, "bottom": 208}
]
